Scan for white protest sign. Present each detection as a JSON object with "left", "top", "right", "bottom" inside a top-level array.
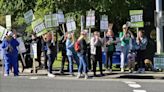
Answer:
[
  {"left": 24, "top": 9, "right": 35, "bottom": 24},
  {"left": 17, "top": 37, "right": 26, "bottom": 53},
  {"left": 81, "top": 15, "right": 85, "bottom": 31},
  {"left": 45, "top": 14, "right": 59, "bottom": 28},
  {"left": 66, "top": 17, "right": 76, "bottom": 32},
  {"left": 32, "top": 19, "right": 47, "bottom": 37},
  {"left": 86, "top": 10, "right": 95, "bottom": 28},
  {"left": 31, "top": 43, "right": 37, "bottom": 59},
  {"left": 0, "top": 26, "right": 8, "bottom": 41},
  {"left": 6, "top": 15, "right": 11, "bottom": 29},
  {"left": 100, "top": 15, "right": 108, "bottom": 31},
  {"left": 57, "top": 10, "right": 65, "bottom": 24}
]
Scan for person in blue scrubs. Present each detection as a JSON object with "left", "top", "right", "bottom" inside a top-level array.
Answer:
[{"left": 2, "top": 31, "right": 19, "bottom": 76}]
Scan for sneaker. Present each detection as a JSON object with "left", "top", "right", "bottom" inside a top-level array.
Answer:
[
  {"left": 141, "top": 68, "right": 145, "bottom": 73},
  {"left": 4, "top": 74, "right": 9, "bottom": 77},
  {"left": 48, "top": 73, "right": 55, "bottom": 78},
  {"left": 84, "top": 74, "right": 88, "bottom": 79},
  {"left": 109, "top": 69, "right": 112, "bottom": 73},
  {"left": 76, "top": 73, "right": 81, "bottom": 79},
  {"left": 121, "top": 68, "right": 124, "bottom": 72},
  {"left": 129, "top": 69, "right": 133, "bottom": 73},
  {"left": 137, "top": 68, "right": 142, "bottom": 73}
]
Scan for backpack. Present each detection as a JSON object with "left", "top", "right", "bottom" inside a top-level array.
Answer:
[{"left": 74, "top": 41, "right": 80, "bottom": 52}]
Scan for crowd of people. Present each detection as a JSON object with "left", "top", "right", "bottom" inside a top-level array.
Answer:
[{"left": 0, "top": 23, "right": 149, "bottom": 79}]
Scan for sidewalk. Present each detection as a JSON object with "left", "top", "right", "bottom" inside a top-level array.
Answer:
[
  {"left": 16, "top": 68, "right": 164, "bottom": 80},
  {"left": 1, "top": 60, "right": 164, "bottom": 80}
]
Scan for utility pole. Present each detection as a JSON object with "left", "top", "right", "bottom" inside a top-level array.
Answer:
[{"left": 156, "top": 0, "right": 163, "bottom": 54}]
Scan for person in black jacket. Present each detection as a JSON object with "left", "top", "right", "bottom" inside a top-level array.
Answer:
[{"left": 59, "top": 34, "right": 69, "bottom": 74}]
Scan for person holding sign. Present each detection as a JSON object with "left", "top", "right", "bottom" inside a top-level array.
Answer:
[
  {"left": 31, "top": 33, "right": 42, "bottom": 69},
  {"left": 119, "top": 24, "right": 134, "bottom": 72},
  {"left": 136, "top": 30, "right": 148, "bottom": 73},
  {"left": 45, "top": 32, "right": 56, "bottom": 77},
  {"left": 90, "top": 31, "right": 104, "bottom": 76},
  {"left": 2, "top": 31, "right": 19, "bottom": 76},
  {"left": 104, "top": 25, "right": 117, "bottom": 73},
  {"left": 66, "top": 33, "right": 76, "bottom": 76},
  {"left": 76, "top": 31, "right": 88, "bottom": 79}
]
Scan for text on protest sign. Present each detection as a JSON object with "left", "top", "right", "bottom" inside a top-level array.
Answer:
[
  {"left": 100, "top": 15, "right": 108, "bottom": 31},
  {"left": 129, "top": 10, "right": 144, "bottom": 28},
  {"left": 32, "top": 19, "right": 47, "bottom": 37},
  {"left": 45, "top": 14, "right": 59, "bottom": 28},
  {"left": 86, "top": 10, "right": 95, "bottom": 28},
  {"left": 24, "top": 9, "right": 35, "bottom": 24},
  {"left": 66, "top": 17, "right": 76, "bottom": 32},
  {"left": 57, "top": 10, "right": 65, "bottom": 24}
]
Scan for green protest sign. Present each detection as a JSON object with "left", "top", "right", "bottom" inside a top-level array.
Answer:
[
  {"left": 86, "top": 10, "right": 95, "bottom": 28},
  {"left": 24, "top": 9, "right": 35, "bottom": 24},
  {"left": 0, "top": 26, "right": 7, "bottom": 41},
  {"left": 129, "top": 10, "right": 144, "bottom": 28},
  {"left": 32, "top": 19, "right": 47, "bottom": 37},
  {"left": 100, "top": 15, "right": 108, "bottom": 31}
]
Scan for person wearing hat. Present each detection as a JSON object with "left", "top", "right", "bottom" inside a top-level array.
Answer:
[
  {"left": 119, "top": 24, "right": 134, "bottom": 72},
  {"left": 2, "top": 31, "right": 19, "bottom": 76}
]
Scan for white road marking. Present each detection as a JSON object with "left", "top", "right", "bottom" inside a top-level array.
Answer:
[
  {"left": 123, "top": 81, "right": 136, "bottom": 84},
  {"left": 128, "top": 84, "right": 141, "bottom": 88},
  {"left": 29, "top": 77, "right": 38, "bottom": 79},
  {"left": 133, "top": 89, "right": 147, "bottom": 92}
]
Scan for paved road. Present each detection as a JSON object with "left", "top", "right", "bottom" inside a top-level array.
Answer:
[{"left": 1, "top": 75, "right": 164, "bottom": 92}]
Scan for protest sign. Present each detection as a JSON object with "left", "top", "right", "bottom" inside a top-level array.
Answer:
[
  {"left": 32, "top": 19, "right": 47, "bottom": 37},
  {"left": 17, "top": 37, "right": 26, "bottom": 53},
  {"left": 129, "top": 10, "right": 144, "bottom": 28},
  {"left": 100, "top": 15, "right": 108, "bottom": 31},
  {"left": 6, "top": 15, "right": 11, "bottom": 29},
  {"left": 86, "top": 10, "right": 95, "bottom": 28},
  {"left": 24, "top": 9, "right": 35, "bottom": 24},
  {"left": 57, "top": 10, "right": 65, "bottom": 24},
  {"left": 31, "top": 43, "right": 37, "bottom": 59},
  {"left": 44, "top": 14, "right": 59, "bottom": 28},
  {"left": 66, "top": 17, "right": 76, "bottom": 32},
  {"left": 0, "top": 26, "right": 7, "bottom": 41}
]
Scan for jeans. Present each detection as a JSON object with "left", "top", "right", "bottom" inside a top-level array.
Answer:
[
  {"left": 72, "top": 52, "right": 79, "bottom": 67},
  {"left": 77, "top": 53, "right": 87, "bottom": 73},
  {"left": 60, "top": 54, "right": 68, "bottom": 72},
  {"left": 67, "top": 55, "right": 73, "bottom": 74},
  {"left": 120, "top": 45, "right": 129, "bottom": 68},
  {"left": 43, "top": 50, "right": 48, "bottom": 68},
  {"left": 106, "top": 51, "right": 114, "bottom": 69},
  {"left": 47, "top": 54, "right": 55, "bottom": 73}
]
